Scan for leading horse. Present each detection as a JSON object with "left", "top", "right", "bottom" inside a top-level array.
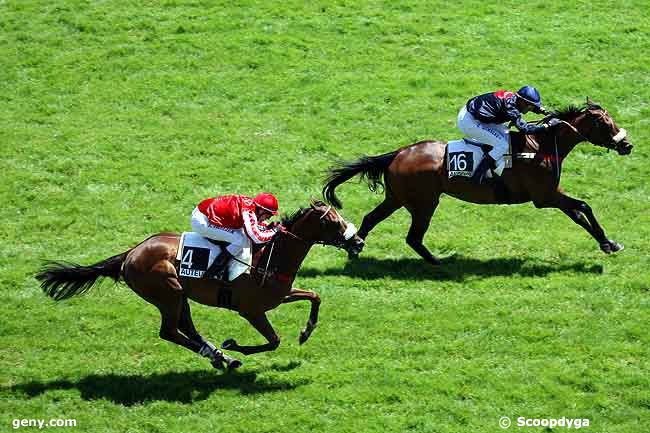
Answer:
[
  {"left": 323, "top": 98, "right": 633, "bottom": 265},
  {"left": 36, "top": 201, "right": 364, "bottom": 369}
]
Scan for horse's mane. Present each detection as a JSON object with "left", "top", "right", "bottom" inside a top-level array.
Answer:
[
  {"left": 553, "top": 102, "right": 602, "bottom": 121},
  {"left": 281, "top": 207, "right": 310, "bottom": 228},
  {"left": 280, "top": 201, "right": 327, "bottom": 229}
]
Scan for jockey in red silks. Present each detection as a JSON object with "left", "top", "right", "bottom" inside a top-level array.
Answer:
[{"left": 191, "top": 192, "right": 280, "bottom": 280}]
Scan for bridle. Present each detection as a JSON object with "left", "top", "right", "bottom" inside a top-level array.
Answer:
[
  {"left": 279, "top": 205, "right": 358, "bottom": 250},
  {"left": 521, "top": 108, "right": 629, "bottom": 184},
  {"left": 256, "top": 206, "right": 358, "bottom": 285},
  {"left": 586, "top": 110, "right": 628, "bottom": 151},
  {"left": 556, "top": 110, "right": 628, "bottom": 152}
]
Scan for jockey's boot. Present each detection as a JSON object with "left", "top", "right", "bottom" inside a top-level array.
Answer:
[
  {"left": 203, "top": 248, "right": 233, "bottom": 281},
  {"left": 471, "top": 155, "right": 496, "bottom": 184},
  {"left": 493, "top": 158, "right": 506, "bottom": 177}
]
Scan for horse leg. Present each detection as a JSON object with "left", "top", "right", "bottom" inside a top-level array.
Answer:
[
  {"left": 281, "top": 288, "right": 321, "bottom": 345},
  {"left": 221, "top": 313, "right": 280, "bottom": 355},
  {"left": 357, "top": 195, "right": 401, "bottom": 241},
  {"left": 404, "top": 200, "right": 441, "bottom": 265},
  {"left": 351, "top": 196, "right": 401, "bottom": 259},
  {"left": 150, "top": 267, "right": 211, "bottom": 359},
  {"left": 561, "top": 209, "right": 598, "bottom": 238},
  {"left": 543, "top": 192, "right": 623, "bottom": 253},
  {"left": 571, "top": 201, "right": 623, "bottom": 253},
  {"left": 157, "top": 295, "right": 206, "bottom": 358},
  {"left": 178, "top": 297, "right": 241, "bottom": 369}
]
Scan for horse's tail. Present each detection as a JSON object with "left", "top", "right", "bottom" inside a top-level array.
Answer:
[
  {"left": 36, "top": 250, "right": 130, "bottom": 301},
  {"left": 323, "top": 150, "right": 399, "bottom": 209}
]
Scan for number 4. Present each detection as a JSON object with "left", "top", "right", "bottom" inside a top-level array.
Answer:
[{"left": 181, "top": 249, "right": 194, "bottom": 268}]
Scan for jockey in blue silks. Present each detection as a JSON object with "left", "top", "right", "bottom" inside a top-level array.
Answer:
[{"left": 457, "top": 85, "right": 561, "bottom": 182}]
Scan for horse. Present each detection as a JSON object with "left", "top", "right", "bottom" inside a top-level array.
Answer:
[
  {"left": 322, "top": 98, "right": 634, "bottom": 265},
  {"left": 36, "top": 201, "right": 365, "bottom": 369}
]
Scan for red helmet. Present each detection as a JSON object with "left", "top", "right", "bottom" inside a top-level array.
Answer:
[{"left": 254, "top": 192, "right": 279, "bottom": 215}]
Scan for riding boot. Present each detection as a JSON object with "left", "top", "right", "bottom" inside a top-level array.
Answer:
[
  {"left": 493, "top": 159, "right": 506, "bottom": 177},
  {"left": 471, "top": 155, "right": 496, "bottom": 184},
  {"left": 203, "top": 249, "right": 233, "bottom": 281}
]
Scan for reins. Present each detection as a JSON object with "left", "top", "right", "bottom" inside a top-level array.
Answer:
[
  {"left": 260, "top": 240, "right": 275, "bottom": 286},
  {"left": 546, "top": 113, "right": 626, "bottom": 151},
  {"left": 225, "top": 206, "right": 351, "bottom": 285},
  {"left": 515, "top": 113, "right": 621, "bottom": 171},
  {"left": 553, "top": 134, "right": 560, "bottom": 183},
  {"left": 220, "top": 236, "right": 286, "bottom": 286}
]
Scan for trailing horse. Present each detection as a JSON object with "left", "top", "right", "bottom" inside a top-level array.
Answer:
[
  {"left": 323, "top": 98, "right": 633, "bottom": 265},
  {"left": 36, "top": 201, "right": 364, "bottom": 369}
]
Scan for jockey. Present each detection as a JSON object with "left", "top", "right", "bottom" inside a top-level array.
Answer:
[
  {"left": 191, "top": 192, "right": 280, "bottom": 280},
  {"left": 457, "top": 86, "right": 561, "bottom": 182}
]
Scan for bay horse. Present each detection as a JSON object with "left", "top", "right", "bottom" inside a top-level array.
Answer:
[
  {"left": 36, "top": 201, "right": 364, "bottom": 369},
  {"left": 323, "top": 98, "right": 634, "bottom": 265}
]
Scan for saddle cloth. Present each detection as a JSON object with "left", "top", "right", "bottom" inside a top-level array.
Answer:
[
  {"left": 176, "top": 232, "right": 252, "bottom": 281},
  {"left": 446, "top": 138, "right": 512, "bottom": 179}
]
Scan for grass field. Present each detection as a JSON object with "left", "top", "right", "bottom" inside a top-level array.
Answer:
[{"left": 1, "top": 1, "right": 649, "bottom": 432}]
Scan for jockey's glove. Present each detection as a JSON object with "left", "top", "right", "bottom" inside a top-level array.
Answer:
[{"left": 545, "top": 118, "right": 563, "bottom": 128}]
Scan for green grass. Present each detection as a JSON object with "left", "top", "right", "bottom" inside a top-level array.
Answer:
[{"left": 1, "top": 1, "right": 649, "bottom": 432}]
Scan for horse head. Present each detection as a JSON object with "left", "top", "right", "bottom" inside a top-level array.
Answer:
[
  {"left": 565, "top": 97, "right": 634, "bottom": 155},
  {"left": 281, "top": 200, "right": 365, "bottom": 256}
]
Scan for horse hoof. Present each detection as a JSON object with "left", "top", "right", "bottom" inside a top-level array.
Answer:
[
  {"left": 608, "top": 240, "right": 624, "bottom": 253},
  {"left": 227, "top": 359, "right": 243, "bottom": 369},
  {"left": 601, "top": 240, "right": 624, "bottom": 254},
  {"left": 221, "top": 338, "right": 236, "bottom": 350},
  {"left": 299, "top": 332, "right": 308, "bottom": 345},
  {"left": 211, "top": 358, "right": 225, "bottom": 370}
]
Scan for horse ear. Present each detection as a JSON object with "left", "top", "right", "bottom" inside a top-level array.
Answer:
[
  {"left": 309, "top": 197, "right": 326, "bottom": 208},
  {"left": 586, "top": 97, "right": 602, "bottom": 110}
]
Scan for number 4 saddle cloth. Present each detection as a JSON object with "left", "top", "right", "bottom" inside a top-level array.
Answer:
[
  {"left": 175, "top": 232, "right": 252, "bottom": 281},
  {"left": 446, "top": 138, "right": 512, "bottom": 179}
]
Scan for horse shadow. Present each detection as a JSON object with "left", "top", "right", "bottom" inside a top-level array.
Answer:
[
  {"left": 5, "top": 362, "right": 306, "bottom": 406},
  {"left": 300, "top": 255, "right": 603, "bottom": 282}
]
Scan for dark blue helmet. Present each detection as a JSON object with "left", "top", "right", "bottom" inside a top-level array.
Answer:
[{"left": 516, "top": 85, "right": 542, "bottom": 108}]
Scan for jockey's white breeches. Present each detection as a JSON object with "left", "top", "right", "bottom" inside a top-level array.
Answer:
[
  {"left": 457, "top": 106, "right": 510, "bottom": 163},
  {"left": 190, "top": 207, "right": 250, "bottom": 256}
]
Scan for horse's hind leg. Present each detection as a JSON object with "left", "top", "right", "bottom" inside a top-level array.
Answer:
[
  {"left": 178, "top": 297, "right": 241, "bottom": 369},
  {"left": 127, "top": 270, "right": 202, "bottom": 356},
  {"left": 354, "top": 194, "right": 401, "bottom": 258},
  {"left": 157, "top": 296, "right": 199, "bottom": 351},
  {"left": 156, "top": 292, "right": 229, "bottom": 369},
  {"left": 405, "top": 199, "right": 441, "bottom": 265}
]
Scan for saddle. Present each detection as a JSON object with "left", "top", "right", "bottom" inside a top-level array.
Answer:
[{"left": 176, "top": 232, "right": 252, "bottom": 282}]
